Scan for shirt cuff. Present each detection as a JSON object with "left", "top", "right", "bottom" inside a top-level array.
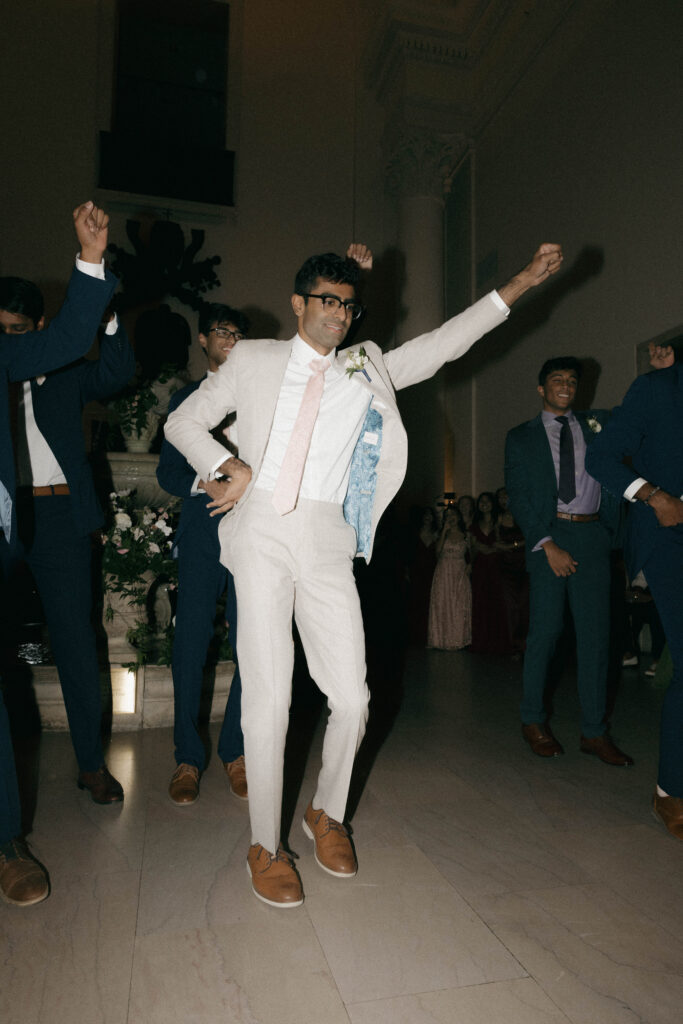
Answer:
[
  {"left": 104, "top": 314, "right": 118, "bottom": 335},
  {"left": 208, "top": 455, "right": 227, "bottom": 481},
  {"left": 75, "top": 255, "right": 106, "bottom": 280},
  {"left": 190, "top": 475, "right": 203, "bottom": 496},
  {"left": 490, "top": 290, "right": 511, "bottom": 317},
  {"left": 625, "top": 478, "right": 647, "bottom": 502},
  {"left": 532, "top": 535, "right": 552, "bottom": 553}
]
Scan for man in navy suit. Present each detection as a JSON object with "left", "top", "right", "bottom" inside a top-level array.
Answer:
[
  {"left": 0, "top": 201, "right": 117, "bottom": 906},
  {"left": 586, "top": 346, "right": 683, "bottom": 840},
  {"left": 505, "top": 357, "right": 633, "bottom": 766},
  {"left": 1, "top": 234, "right": 134, "bottom": 812},
  {"left": 157, "top": 303, "right": 248, "bottom": 805}
]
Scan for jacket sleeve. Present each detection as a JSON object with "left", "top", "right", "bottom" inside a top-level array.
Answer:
[
  {"left": 157, "top": 389, "right": 201, "bottom": 499},
  {"left": 164, "top": 358, "right": 238, "bottom": 480},
  {"left": 3, "top": 268, "right": 116, "bottom": 382},
  {"left": 585, "top": 376, "right": 650, "bottom": 499},
  {"left": 382, "top": 293, "right": 507, "bottom": 391},
  {"left": 77, "top": 322, "right": 135, "bottom": 404},
  {"left": 504, "top": 427, "right": 552, "bottom": 549}
]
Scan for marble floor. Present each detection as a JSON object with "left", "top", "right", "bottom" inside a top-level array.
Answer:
[{"left": 2, "top": 647, "right": 681, "bottom": 1024}]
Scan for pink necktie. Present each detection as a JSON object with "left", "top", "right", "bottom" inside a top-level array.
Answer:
[{"left": 272, "top": 358, "right": 327, "bottom": 515}]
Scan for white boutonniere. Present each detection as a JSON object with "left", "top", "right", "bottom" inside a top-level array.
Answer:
[
  {"left": 345, "top": 346, "right": 371, "bottom": 381},
  {"left": 586, "top": 416, "right": 602, "bottom": 433}
]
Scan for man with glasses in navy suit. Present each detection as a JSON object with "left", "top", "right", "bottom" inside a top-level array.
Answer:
[{"left": 157, "top": 303, "right": 249, "bottom": 806}]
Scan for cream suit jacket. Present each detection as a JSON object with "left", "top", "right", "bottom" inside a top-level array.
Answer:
[{"left": 164, "top": 291, "right": 507, "bottom": 563}]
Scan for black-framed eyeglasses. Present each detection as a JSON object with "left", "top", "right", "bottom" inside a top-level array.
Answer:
[
  {"left": 300, "top": 293, "right": 364, "bottom": 321},
  {"left": 209, "top": 327, "right": 245, "bottom": 342}
]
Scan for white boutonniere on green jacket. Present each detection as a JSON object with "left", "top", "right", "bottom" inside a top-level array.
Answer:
[
  {"left": 586, "top": 416, "right": 602, "bottom": 433},
  {"left": 345, "top": 346, "right": 371, "bottom": 381}
]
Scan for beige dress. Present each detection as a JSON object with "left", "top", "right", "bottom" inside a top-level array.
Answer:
[{"left": 427, "top": 535, "right": 472, "bottom": 650}]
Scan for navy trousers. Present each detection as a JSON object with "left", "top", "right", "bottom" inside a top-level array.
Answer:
[
  {"left": 643, "top": 524, "right": 683, "bottom": 796},
  {"left": 0, "top": 534, "right": 22, "bottom": 845},
  {"left": 26, "top": 495, "right": 104, "bottom": 772},
  {"left": 521, "top": 520, "right": 611, "bottom": 736},
  {"left": 172, "top": 527, "right": 243, "bottom": 770}
]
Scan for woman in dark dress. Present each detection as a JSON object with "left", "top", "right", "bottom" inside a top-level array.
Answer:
[
  {"left": 469, "top": 491, "right": 509, "bottom": 654},
  {"left": 494, "top": 486, "right": 529, "bottom": 655}
]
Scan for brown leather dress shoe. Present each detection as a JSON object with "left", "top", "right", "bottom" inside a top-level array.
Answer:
[
  {"left": 169, "top": 763, "right": 200, "bottom": 804},
  {"left": 580, "top": 734, "right": 634, "bottom": 766},
  {"left": 652, "top": 792, "right": 683, "bottom": 840},
  {"left": 522, "top": 722, "right": 564, "bottom": 758},
  {"left": 302, "top": 803, "right": 357, "bottom": 877},
  {"left": 224, "top": 755, "right": 248, "bottom": 801},
  {"left": 77, "top": 765, "right": 124, "bottom": 804},
  {"left": 0, "top": 838, "right": 49, "bottom": 906},
  {"left": 247, "top": 844, "right": 303, "bottom": 907}
]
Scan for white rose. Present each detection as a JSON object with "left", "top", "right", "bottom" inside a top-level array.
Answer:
[{"left": 115, "top": 512, "right": 132, "bottom": 530}]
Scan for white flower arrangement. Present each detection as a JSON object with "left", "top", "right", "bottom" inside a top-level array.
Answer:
[
  {"left": 586, "top": 416, "right": 602, "bottom": 433},
  {"left": 345, "top": 346, "right": 371, "bottom": 381}
]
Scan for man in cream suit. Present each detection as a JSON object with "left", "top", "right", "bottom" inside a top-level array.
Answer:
[{"left": 165, "top": 241, "right": 563, "bottom": 907}]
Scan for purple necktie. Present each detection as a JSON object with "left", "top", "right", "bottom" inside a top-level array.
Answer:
[
  {"left": 555, "top": 416, "right": 576, "bottom": 503},
  {"left": 272, "top": 358, "right": 327, "bottom": 515}
]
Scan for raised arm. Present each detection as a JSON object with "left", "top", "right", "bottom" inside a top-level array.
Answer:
[{"left": 497, "top": 243, "right": 563, "bottom": 307}]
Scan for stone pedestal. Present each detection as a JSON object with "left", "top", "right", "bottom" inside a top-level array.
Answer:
[
  {"left": 31, "top": 661, "right": 236, "bottom": 733},
  {"left": 105, "top": 452, "right": 173, "bottom": 508}
]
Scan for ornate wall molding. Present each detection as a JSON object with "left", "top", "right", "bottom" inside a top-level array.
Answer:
[{"left": 384, "top": 128, "right": 469, "bottom": 199}]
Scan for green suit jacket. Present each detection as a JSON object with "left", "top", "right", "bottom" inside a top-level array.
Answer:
[{"left": 504, "top": 409, "right": 623, "bottom": 570}]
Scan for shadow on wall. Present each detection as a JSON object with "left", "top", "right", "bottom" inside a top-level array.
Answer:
[
  {"left": 240, "top": 306, "right": 281, "bottom": 340},
  {"left": 447, "top": 244, "right": 606, "bottom": 387},
  {"left": 341, "top": 246, "right": 408, "bottom": 353}
]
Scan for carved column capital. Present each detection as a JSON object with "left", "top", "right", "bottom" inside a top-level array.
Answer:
[{"left": 384, "top": 129, "right": 468, "bottom": 200}]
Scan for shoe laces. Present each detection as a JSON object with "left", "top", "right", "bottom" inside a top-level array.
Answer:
[
  {"left": 311, "top": 809, "right": 348, "bottom": 838},
  {"left": 172, "top": 763, "right": 199, "bottom": 782}
]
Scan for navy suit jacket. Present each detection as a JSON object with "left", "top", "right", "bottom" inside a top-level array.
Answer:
[
  {"left": 156, "top": 378, "right": 231, "bottom": 554},
  {"left": 0, "top": 267, "right": 117, "bottom": 551},
  {"left": 505, "top": 409, "right": 623, "bottom": 569},
  {"left": 586, "top": 364, "right": 683, "bottom": 576},
  {"left": 29, "top": 321, "right": 134, "bottom": 535}
]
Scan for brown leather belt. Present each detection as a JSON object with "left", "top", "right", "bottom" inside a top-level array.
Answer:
[
  {"left": 556, "top": 511, "right": 599, "bottom": 522},
  {"left": 32, "top": 484, "right": 70, "bottom": 497}
]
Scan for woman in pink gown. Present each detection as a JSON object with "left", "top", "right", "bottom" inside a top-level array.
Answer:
[{"left": 427, "top": 506, "right": 472, "bottom": 650}]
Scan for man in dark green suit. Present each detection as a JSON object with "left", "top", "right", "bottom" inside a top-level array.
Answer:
[{"left": 505, "top": 357, "right": 632, "bottom": 766}]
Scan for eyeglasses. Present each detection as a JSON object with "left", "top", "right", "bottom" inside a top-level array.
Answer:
[
  {"left": 208, "top": 327, "right": 245, "bottom": 342},
  {"left": 300, "top": 293, "right": 364, "bottom": 320}
]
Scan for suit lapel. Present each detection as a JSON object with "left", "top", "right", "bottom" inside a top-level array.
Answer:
[
  {"left": 529, "top": 414, "right": 556, "bottom": 487},
  {"left": 248, "top": 338, "right": 294, "bottom": 467}
]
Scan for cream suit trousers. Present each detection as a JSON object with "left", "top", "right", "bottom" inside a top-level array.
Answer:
[{"left": 225, "top": 490, "right": 370, "bottom": 854}]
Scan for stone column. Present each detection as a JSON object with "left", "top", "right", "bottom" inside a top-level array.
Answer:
[{"left": 385, "top": 129, "right": 467, "bottom": 509}]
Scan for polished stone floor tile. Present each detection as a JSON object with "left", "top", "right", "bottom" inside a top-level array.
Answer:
[
  {"left": 1, "top": 645, "right": 677, "bottom": 1024},
  {"left": 303, "top": 844, "right": 526, "bottom": 1003},
  {"left": 471, "top": 883, "right": 683, "bottom": 1024},
  {"left": 346, "top": 977, "right": 571, "bottom": 1024}
]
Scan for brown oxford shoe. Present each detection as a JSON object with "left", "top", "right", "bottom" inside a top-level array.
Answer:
[
  {"left": 652, "top": 792, "right": 683, "bottom": 840},
  {"left": 522, "top": 722, "right": 564, "bottom": 758},
  {"left": 247, "top": 844, "right": 303, "bottom": 908},
  {"left": 302, "top": 803, "right": 357, "bottom": 877},
  {"left": 580, "top": 734, "right": 634, "bottom": 767},
  {"left": 224, "top": 755, "right": 248, "bottom": 801},
  {"left": 77, "top": 765, "right": 124, "bottom": 804},
  {"left": 169, "top": 763, "right": 200, "bottom": 805},
  {"left": 0, "top": 838, "right": 49, "bottom": 907}
]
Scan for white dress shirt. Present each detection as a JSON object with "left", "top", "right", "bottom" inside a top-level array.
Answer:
[
  {"left": 21, "top": 256, "right": 117, "bottom": 488},
  {"left": 254, "top": 334, "right": 372, "bottom": 505}
]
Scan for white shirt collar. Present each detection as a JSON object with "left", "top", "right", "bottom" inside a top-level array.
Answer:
[{"left": 291, "top": 333, "right": 338, "bottom": 374}]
